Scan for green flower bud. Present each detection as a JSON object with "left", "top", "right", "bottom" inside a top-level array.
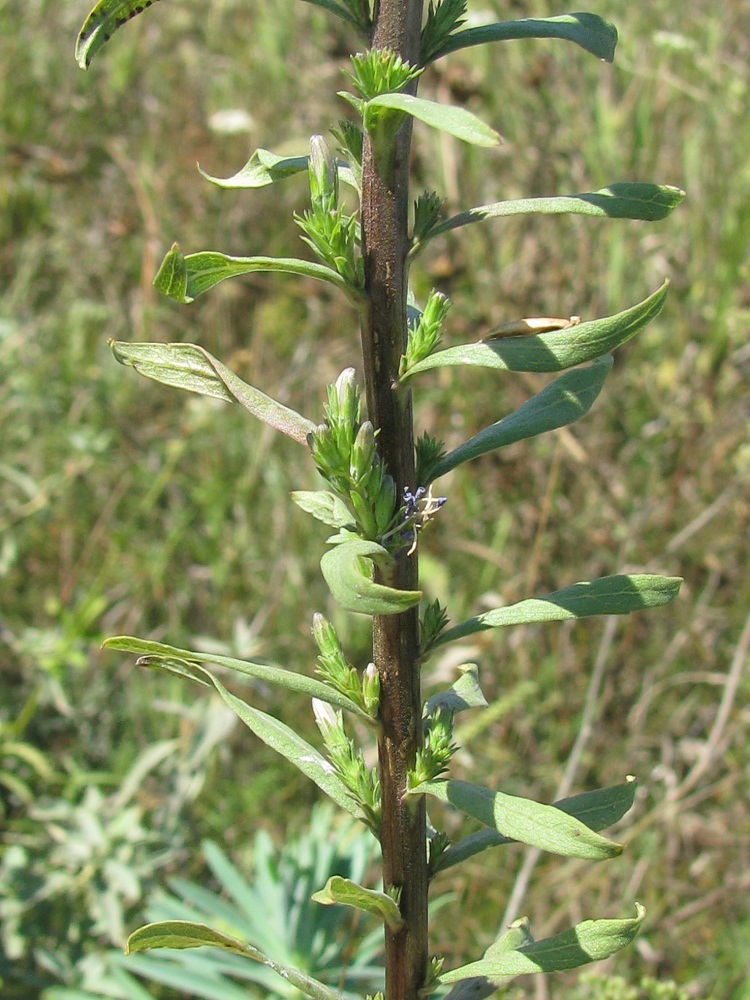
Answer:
[
  {"left": 309, "top": 134, "right": 339, "bottom": 212},
  {"left": 362, "top": 661, "right": 380, "bottom": 716},
  {"left": 351, "top": 420, "right": 376, "bottom": 481},
  {"left": 374, "top": 474, "right": 397, "bottom": 535},
  {"left": 311, "top": 612, "right": 340, "bottom": 657}
]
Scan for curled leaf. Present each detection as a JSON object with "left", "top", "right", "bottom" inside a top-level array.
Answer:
[
  {"left": 320, "top": 539, "right": 422, "bottom": 615},
  {"left": 312, "top": 876, "right": 404, "bottom": 931}
]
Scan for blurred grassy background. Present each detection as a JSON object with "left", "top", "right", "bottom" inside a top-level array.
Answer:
[{"left": 1, "top": 0, "right": 748, "bottom": 997}]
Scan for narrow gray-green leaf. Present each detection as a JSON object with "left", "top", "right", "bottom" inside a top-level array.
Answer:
[
  {"left": 153, "top": 243, "right": 359, "bottom": 303},
  {"left": 209, "top": 673, "right": 366, "bottom": 821},
  {"left": 440, "top": 905, "right": 645, "bottom": 982},
  {"left": 403, "top": 283, "right": 668, "bottom": 378},
  {"left": 434, "top": 779, "right": 637, "bottom": 873},
  {"left": 425, "top": 664, "right": 488, "bottom": 717},
  {"left": 312, "top": 876, "right": 404, "bottom": 931},
  {"left": 76, "top": 0, "right": 165, "bottom": 69},
  {"left": 411, "top": 779, "right": 621, "bottom": 859},
  {"left": 320, "top": 539, "right": 422, "bottom": 615},
  {"left": 127, "top": 920, "right": 343, "bottom": 1000},
  {"left": 109, "top": 341, "right": 315, "bottom": 445},
  {"left": 436, "top": 574, "right": 683, "bottom": 646},
  {"left": 431, "top": 13, "right": 618, "bottom": 64},
  {"left": 291, "top": 491, "right": 356, "bottom": 530},
  {"left": 430, "top": 357, "right": 611, "bottom": 480},
  {"left": 365, "top": 94, "right": 500, "bottom": 147},
  {"left": 421, "top": 185, "right": 684, "bottom": 246},
  {"left": 103, "top": 635, "right": 369, "bottom": 719},
  {"left": 199, "top": 149, "right": 357, "bottom": 192}
]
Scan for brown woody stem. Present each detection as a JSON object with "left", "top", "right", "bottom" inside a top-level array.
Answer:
[{"left": 359, "top": 3, "right": 427, "bottom": 1000}]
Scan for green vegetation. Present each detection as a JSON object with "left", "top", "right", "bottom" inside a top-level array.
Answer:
[{"left": 1, "top": 1, "right": 748, "bottom": 998}]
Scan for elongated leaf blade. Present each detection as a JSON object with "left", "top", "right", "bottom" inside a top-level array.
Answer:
[
  {"left": 440, "top": 905, "right": 645, "bottom": 982},
  {"left": 411, "top": 779, "right": 621, "bottom": 859},
  {"left": 109, "top": 340, "right": 316, "bottom": 444},
  {"left": 127, "top": 920, "right": 263, "bottom": 958},
  {"left": 103, "top": 635, "right": 369, "bottom": 718},
  {"left": 199, "top": 150, "right": 357, "bottom": 192},
  {"left": 427, "top": 185, "right": 685, "bottom": 244},
  {"left": 436, "top": 574, "right": 683, "bottom": 646},
  {"left": 365, "top": 94, "right": 500, "bottom": 147},
  {"left": 403, "top": 283, "right": 668, "bottom": 378},
  {"left": 434, "top": 779, "right": 637, "bottom": 872},
  {"left": 430, "top": 357, "right": 612, "bottom": 479},
  {"left": 209, "top": 673, "right": 367, "bottom": 821},
  {"left": 153, "top": 243, "right": 358, "bottom": 303},
  {"left": 312, "top": 876, "right": 404, "bottom": 931},
  {"left": 432, "top": 13, "right": 618, "bottom": 64},
  {"left": 320, "top": 539, "right": 422, "bottom": 615},
  {"left": 127, "top": 920, "right": 343, "bottom": 1000},
  {"left": 76, "top": 0, "right": 165, "bottom": 69}
]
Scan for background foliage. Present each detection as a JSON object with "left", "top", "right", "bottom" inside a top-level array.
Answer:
[{"left": 1, "top": 0, "right": 748, "bottom": 997}]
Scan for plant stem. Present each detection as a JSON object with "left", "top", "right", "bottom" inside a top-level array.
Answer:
[{"left": 359, "top": 3, "right": 427, "bottom": 1000}]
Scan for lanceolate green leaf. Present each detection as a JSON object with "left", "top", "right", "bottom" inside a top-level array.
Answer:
[
  {"left": 209, "top": 673, "right": 367, "bottom": 821},
  {"left": 429, "top": 13, "right": 618, "bottom": 65},
  {"left": 312, "top": 876, "right": 404, "bottom": 931},
  {"left": 320, "top": 539, "right": 422, "bottom": 615},
  {"left": 434, "top": 779, "right": 637, "bottom": 873},
  {"left": 439, "top": 906, "right": 645, "bottom": 982},
  {"left": 435, "top": 574, "right": 683, "bottom": 647},
  {"left": 199, "top": 149, "right": 358, "bottom": 192},
  {"left": 417, "top": 185, "right": 685, "bottom": 248},
  {"left": 364, "top": 93, "right": 500, "bottom": 147},
  {"left": 411, "top": 779, "right": 622, "bottom": 860},
  {"left": 76, "top": 0, "right": 165, "bottom": 69},
  {"left": 109, "top": 340, "right": 316, "bottom": 445},
  {"left": 403, "top": 283, "right": 668, "bottom": 378},
  {"left": 153, "top": 243, "right": 360, "bottom": 303},
  {"left": 103, "top": 635, "right": 370, "bottom": 719},
  {"left": 429, "top": 357, "right": 611, "bottom": 480},
  {"left": 127, "top": 921, "right": 343, "bottom": 1000}
]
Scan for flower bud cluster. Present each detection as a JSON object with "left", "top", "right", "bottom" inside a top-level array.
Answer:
[
  {"left": 401, "top": 290, "right": 451, "bottom": 377},
  {"left": 296, "top": 135, "right": 363, "bottom": 290},
  {"left": 410, "top": 707, "right": 457, "bottom": 787},
  {"left": 312, "top": 698, "right": 381, "bottom": 833},
  {"left": 307, "top": 369, "right": 399, "bottom": 541},
  {"left": 346, "top": 48, "right": 423, "bottom": 102},
  {"left": 419, "top": 599, "right": 450, "bottom": 658},
  {"left": 412, "top": 190, "right": 444, "bottom": 244},
  {"left": 312, "top": 613, "right": 380, "bottom": 717},
  {"left": 415, "top": 432, "right": 447, "bottom": 487}
]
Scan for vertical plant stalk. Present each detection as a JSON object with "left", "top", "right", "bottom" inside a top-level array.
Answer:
[{"left": 360, "top": 3, "right": 427, "bottom": 1000}]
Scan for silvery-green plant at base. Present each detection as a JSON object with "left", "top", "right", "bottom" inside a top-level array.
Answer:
[{"left": 73, "top": 2, "right": 685, "bottom": 998}]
